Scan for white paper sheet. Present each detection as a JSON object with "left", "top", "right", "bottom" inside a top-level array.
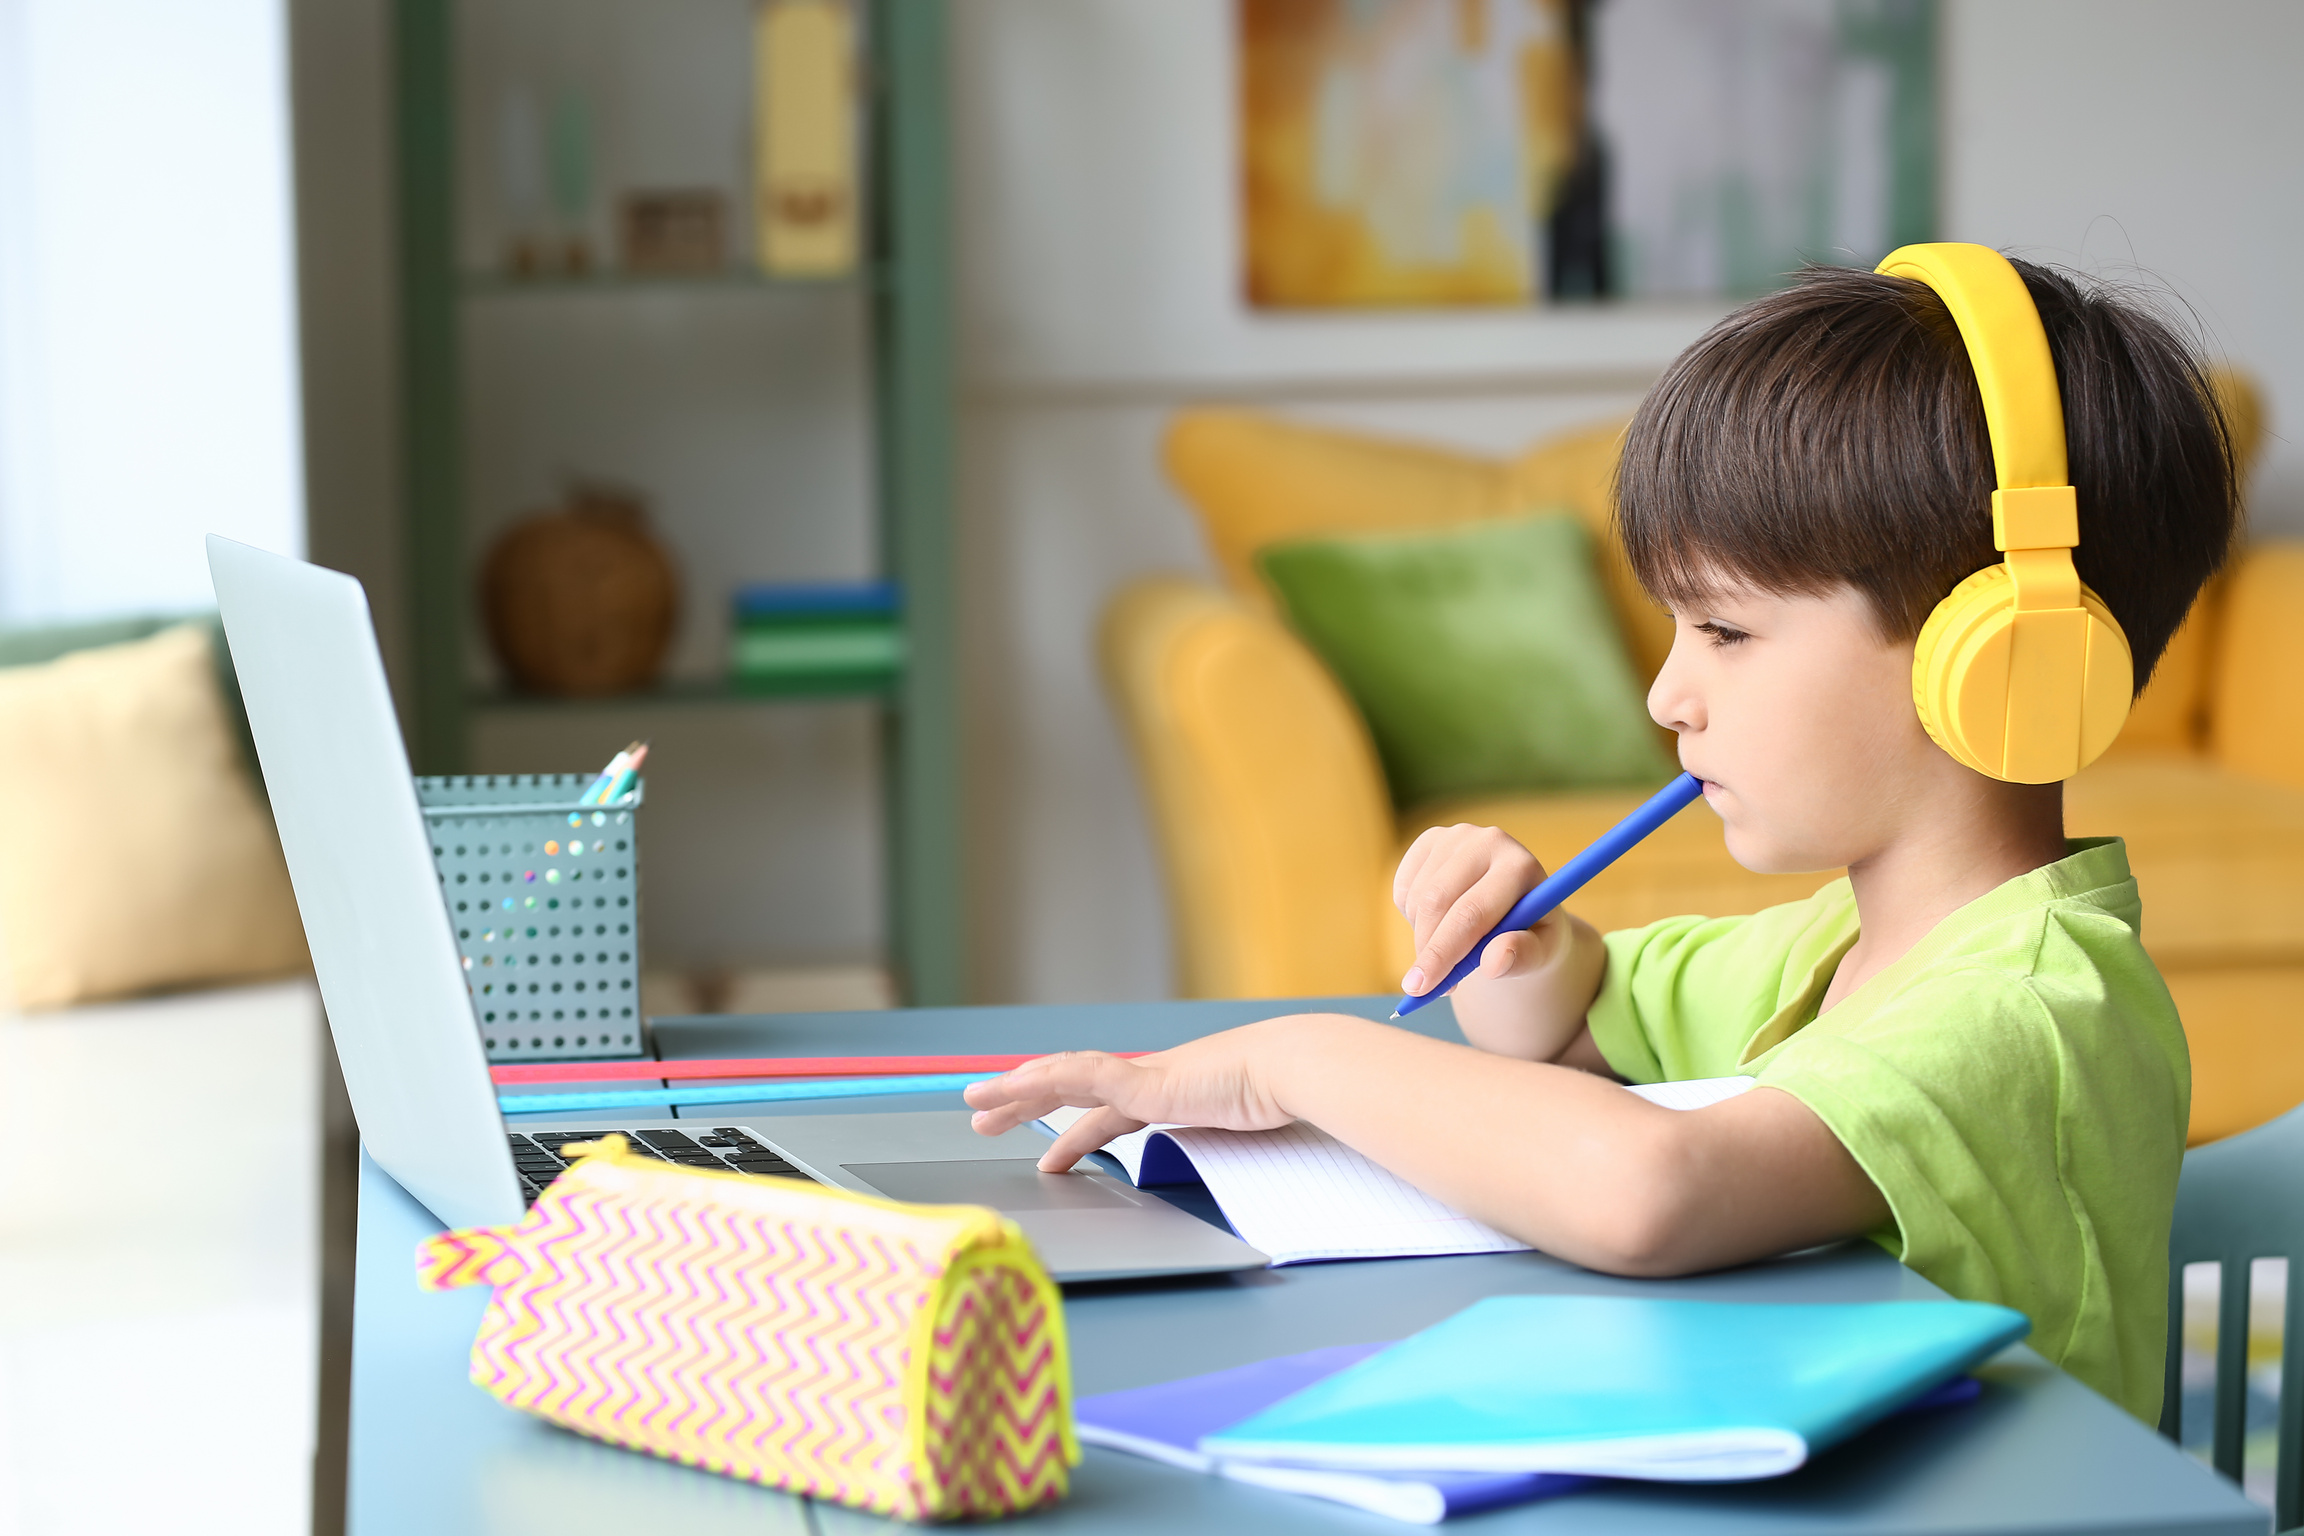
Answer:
[{"left": 1037, "top": 1076, "right": 1756, "bottom": 1265}]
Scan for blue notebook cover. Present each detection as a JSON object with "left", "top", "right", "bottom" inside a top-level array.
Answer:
[
  {"left": 1201, "top": 1296, "right": 2026, "bottom": 1481},
  {"left": 1075, "top": 1343, "right": 1590, "bottom": 1524}
]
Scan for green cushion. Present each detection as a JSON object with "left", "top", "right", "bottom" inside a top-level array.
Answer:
[{"left": 1256, "top": 512, "right": 1674, "bottom": 806}]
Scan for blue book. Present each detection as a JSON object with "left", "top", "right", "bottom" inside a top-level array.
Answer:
[
  {"left": 732, "top": 579, "right": 901, "bottom": 620},
  {"left": 1200, "top": 1296, "right": 2026, "bottom": 1481},
  {"left": 1075, "top": 1343, "right": 1591, "bottom": 1524}
]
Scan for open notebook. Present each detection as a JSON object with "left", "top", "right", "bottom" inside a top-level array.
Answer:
[{"left": 1037, "top": 1074, "right": 1754, "bottom": 1265}]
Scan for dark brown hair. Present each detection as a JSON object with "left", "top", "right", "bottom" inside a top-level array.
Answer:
[{"left": 1614, "top": 259, "right": 2238, "bottom": 687}]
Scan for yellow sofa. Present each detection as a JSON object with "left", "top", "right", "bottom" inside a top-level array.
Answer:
[{"left": 1102, "top": 406, "right": 2303, "bottom": 1146}]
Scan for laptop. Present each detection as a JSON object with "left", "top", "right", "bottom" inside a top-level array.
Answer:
[{"left": 207, "top": 536, "right": 1266, "bottom": 1283}]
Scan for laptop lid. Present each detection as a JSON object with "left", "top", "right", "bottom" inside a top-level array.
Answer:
[{"left": 208, "top": 536, "right": 522, "bottom": 1230}]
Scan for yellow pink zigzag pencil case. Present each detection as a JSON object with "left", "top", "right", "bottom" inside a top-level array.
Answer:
[{"left": 415, "top": 1134, "right": 1077, "bottom": 1521}]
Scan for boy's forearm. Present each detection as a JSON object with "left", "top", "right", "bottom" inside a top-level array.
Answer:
[
  {"left": 1449, "top": 913, "right": 1609, "bottom": 1064},
  {"left": 1246, "top": 1014, "right": 1883, "bottom": 1275}
]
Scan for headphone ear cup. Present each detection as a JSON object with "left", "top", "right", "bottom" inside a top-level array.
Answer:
[{"left": 1912, "top": 567, "right": 2134, "bottom": 782}]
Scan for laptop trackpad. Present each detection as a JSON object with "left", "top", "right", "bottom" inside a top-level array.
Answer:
[{"left": 844, "top": 1159, "right": 1142, "bottom": 1211}]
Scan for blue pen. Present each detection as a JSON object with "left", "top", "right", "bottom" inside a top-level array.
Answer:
[{"left": 1393, "top": 772, "right": 1706, "bottom": 1019}]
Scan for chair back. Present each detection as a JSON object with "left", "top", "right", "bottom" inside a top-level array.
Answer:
[{"left": 2164, "top": 1097, "right": 2304, "bottom": 1529}]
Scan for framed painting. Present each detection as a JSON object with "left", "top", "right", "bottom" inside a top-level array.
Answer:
[{"left": 1240, "top": 0, "right": 1582, "bottom": 307}]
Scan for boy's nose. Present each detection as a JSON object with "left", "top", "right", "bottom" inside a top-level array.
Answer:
[{"left": 1647, "top": 642, "right": 1704, "bottom": 735}]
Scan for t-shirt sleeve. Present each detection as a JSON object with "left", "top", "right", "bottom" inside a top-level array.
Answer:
[
  {"left": 1587, "top": 912, "right": 1773, "bottom": 1083},
  {"left": 1756, "top": 969, "right": 2058, "bottom": 1282},
  {"left": 1753, "top": 960, "right": 2180, "bottom": 1421}
]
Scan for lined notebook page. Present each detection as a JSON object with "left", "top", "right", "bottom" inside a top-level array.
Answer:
[
  {"left": 1625, "top": 1075, "right": 1756, "bottom": 1111},
  {"left": 1039, "top": 1076, "right": 1754, "bottom": 1266}
]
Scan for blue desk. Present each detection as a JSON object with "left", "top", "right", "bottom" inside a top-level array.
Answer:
[{"left": 350, "top": 999, "right": 2266, "bottom": 1534}]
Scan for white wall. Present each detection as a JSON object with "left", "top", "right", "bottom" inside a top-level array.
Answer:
[
  {"left": 1941, "top": 0, "right": 2304, "bottom": 533},
  {"left": 0, "top": 0, "right": 305, "bottom": 622}
]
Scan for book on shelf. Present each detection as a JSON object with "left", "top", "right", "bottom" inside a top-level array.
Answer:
[{"left": 728, "top": 580, "right": 902, "bottom": 690}]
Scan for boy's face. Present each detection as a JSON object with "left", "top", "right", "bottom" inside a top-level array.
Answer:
[{"left": 1647, "top": 577, "right": 1931, "bottom": 875}]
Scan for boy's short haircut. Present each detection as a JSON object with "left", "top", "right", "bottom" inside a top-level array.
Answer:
[{"left": 1614, "top": 259, "right": 2239, "bottom": 688}]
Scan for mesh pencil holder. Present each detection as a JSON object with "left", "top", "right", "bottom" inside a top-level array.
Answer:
[{"left": 416, "top": 773, "right": 647, "bottom": 1063}]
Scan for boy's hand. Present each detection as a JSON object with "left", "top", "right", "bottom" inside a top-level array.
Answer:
[
  {"left": 962, "top": 1022, "right": 1298, "bottom": 1171},
  {"left": 1393, "top": 823, "right": 1567, "bottom": 999}
]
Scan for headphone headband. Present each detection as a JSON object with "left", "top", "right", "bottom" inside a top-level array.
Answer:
[{"left": 1875, "top": 244, "right": 2068, "bottom": 493}]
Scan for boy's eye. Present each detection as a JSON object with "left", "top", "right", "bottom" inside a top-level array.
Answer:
[{"left": 1695, "top": 620, "right": 1752, "bottom": 647}]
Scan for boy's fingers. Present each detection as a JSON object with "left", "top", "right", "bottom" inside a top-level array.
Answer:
[
  {"left": 1404, "top": 833, "right": 1497, "bottom": 951},
  {"left": 1038, "top": 1106, "right": 1147, "bottom": 1172},
  {"left": 1416, "top": 859, "right": 1544, "bottom": 987},
  {"left": 1479, "top": 930, "right": 1528, "bottom": 978},
  {"left": 963, "top": 1050, "right": 1146, "bottom": 1138},
  {"left": 1473, "top": 919, "right": 1563, "bottom": 980},
  {"left": 1392, "top": 829, "right": 1438, "bottom": 914}
]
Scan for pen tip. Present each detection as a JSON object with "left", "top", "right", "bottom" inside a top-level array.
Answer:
[{"left": 1387, "top": 1011, "right": 1402, "bottom": 1021}]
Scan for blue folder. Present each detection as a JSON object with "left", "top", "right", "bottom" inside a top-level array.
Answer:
[{"left": 1200, "top": 1295, "right": 2028, "bottom": 1481}]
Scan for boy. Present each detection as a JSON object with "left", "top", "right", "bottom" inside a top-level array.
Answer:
[{"left": 964, "top": 250, "right": 2236, "bottom": 1425}]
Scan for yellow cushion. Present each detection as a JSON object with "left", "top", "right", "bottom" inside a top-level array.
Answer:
[
  {"left": 2207, "top": 544, "right": 2304, "bottom": 792},
  {"left": 0, "top": 626, "right": 308, "bottom": 1010},
  {"left": 1503, "top": 423, "right": 1675, "bottom": 683},
  {"left": 2066, "top": 751, "right": 2304, "bottom": 969},
  {"left": 1163, "top": 410, "right": 1673, "bottom": 684}
]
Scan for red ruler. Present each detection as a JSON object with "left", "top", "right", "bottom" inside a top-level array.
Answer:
[{"left": 488, "top": 1051, "right": 1148, "bottom": 1087}]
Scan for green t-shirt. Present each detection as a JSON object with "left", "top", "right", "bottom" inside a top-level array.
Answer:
[{"left": 1586, "top": 838, "right": 2188, "bottom": 1424}]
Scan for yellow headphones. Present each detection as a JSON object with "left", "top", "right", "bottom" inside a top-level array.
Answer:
[{"left": 1878, "top": 242, "right": 2134, "bottom": 784}]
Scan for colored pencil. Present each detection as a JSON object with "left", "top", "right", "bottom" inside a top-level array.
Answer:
[
  {"left": 488, "top": 1051, "right": 1146, "bottom": 1086},
  {"left": 499, "top": 1072, "right": 998, "bottom": 1116},
  {"left": 577, "top": 740, "right": 647, "bottom": 807}
]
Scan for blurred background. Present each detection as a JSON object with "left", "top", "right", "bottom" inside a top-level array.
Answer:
[{"left": 2, "top": 0, "right": 2301, "bottom": 1529}]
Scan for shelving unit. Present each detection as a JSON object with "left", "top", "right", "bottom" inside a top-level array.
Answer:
[{"left": 391, "top": 0, "right": 962, "bottom": 1004}]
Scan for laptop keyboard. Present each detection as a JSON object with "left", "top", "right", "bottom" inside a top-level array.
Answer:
[{"left": 508, "top": 1126, "right": 823, "bottom": 1205}]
